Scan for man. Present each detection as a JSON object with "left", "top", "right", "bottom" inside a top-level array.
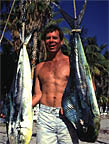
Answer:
[{"left": 32, "top": 24, "right": 79, "bottom": 144}]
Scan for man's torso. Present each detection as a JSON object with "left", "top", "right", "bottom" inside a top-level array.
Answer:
[{"left": 38, "top": 55, "right": 70, "bottom": 107}]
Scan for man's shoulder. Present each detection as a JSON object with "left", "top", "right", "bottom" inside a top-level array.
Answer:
[
  {"left": 61, "top": 53, "right": 69, "bottom": 62},
  {"left": 36, "top": 61, "right": 44, "bottom": 69},
  {"left": 35, "top": 61, "right": 45, "bottom": 74}
]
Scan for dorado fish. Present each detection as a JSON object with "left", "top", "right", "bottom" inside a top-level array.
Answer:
[
  {"left": 53, "top": 0, "right": 100, "bottom": 142},
  {"left": 7, "top": 34, "right": 33, "bottom": 144}
]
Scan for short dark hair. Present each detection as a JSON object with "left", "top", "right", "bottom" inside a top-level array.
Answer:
[{"left": 42, "top": 24, "right": 64, "bottom": 41}]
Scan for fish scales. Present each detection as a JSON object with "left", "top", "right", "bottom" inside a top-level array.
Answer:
[
  {"left": 8, "top": 35, "right": 33, "bottom": 144},
  {"left": 62, "top": 32, "right": 100, "bottom": 142}
]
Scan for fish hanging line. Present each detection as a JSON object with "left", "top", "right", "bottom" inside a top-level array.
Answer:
[
  {"left": 72, "top": 0, "right": 81, "bottom": 33},
  {"left": 0, "top": 0, "right": 16, "bottom": 44},
  {"left": 19, "top": 0, "right": 37, "bottom": 80},
  {"left": 73, "top": 0, "right": 77, "bottom": 19},
  {"left": 21, "top": 0, "right": 26, "bottom": 43}
]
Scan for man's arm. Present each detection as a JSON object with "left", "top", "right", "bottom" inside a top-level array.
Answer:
[{"left": 32, "top": 65, "right": 42, "bottom": 107}]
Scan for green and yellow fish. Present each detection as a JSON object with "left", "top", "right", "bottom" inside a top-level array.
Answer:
[{"left": 8, "top": 34, "right": 33, "bottom": 144}]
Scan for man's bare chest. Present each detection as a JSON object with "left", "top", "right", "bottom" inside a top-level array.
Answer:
[{"left": 39, "top": 60, "right": 70, "bottom": 82}]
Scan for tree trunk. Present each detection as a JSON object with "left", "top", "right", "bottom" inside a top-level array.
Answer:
[{"left": 32, "top": 31, "right": 37, "bottom": 79}]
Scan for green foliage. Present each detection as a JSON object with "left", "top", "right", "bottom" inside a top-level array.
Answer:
[
  {"left": 84, "top": 36, "right": 109, "bottom": 106},
  {"left": 28, "top": 1, "right": 36, "bottom": 14},
  {"left": 99, "top": 96, "right": 109, "bottom": 106}
]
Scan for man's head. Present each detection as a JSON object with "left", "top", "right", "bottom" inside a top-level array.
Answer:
[
  {"left": 42, "top": 24, "right": 64, "bottom": 41},
  {"left": 42, "top": 24, "right": 64, "bottom": 54}
]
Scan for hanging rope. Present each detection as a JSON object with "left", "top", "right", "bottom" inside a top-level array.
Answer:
[
  {"left": 0, "top": 0, "right": 16, "bottom": 43},
  {"left": 73, "top": 0, "right": 77, "bottom": 19},
  {"left": 72, "top": 0, "right": 81, "bottom": 32}
]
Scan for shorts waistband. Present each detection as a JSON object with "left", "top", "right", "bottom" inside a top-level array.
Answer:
[{"left": 40, "top": 104, "right": 61, "bottom": 116}]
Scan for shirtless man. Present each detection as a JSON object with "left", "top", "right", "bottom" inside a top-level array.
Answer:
[{"left": 32, "top": 24, "right": 79, "bottom": 144}]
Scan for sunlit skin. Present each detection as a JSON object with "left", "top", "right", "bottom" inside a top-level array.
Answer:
[{"left": 32, "top": 30, "right": 70, "bottom": 114}]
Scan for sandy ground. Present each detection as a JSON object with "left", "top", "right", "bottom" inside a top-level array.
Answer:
[{"left": 0, "top": 115, "right": 109, "bottom": 144}]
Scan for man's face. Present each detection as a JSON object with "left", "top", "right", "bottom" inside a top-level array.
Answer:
[{"left": 45, "top": 30, "right": 63, "bottom": 53}]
